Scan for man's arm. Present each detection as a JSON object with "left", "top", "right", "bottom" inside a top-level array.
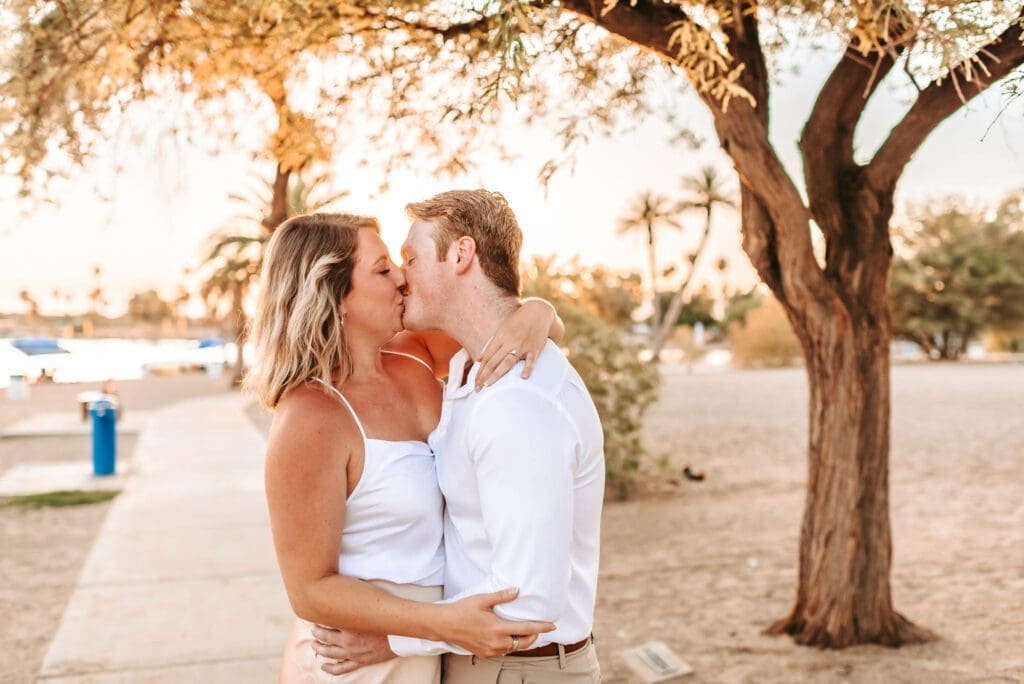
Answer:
[{"left": 384, "top": 298, "right": 564, "bottom": 382}]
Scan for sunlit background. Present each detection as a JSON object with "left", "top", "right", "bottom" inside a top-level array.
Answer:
[{"left": 3, "top": 41, "right": 1023, "bottom": 317}]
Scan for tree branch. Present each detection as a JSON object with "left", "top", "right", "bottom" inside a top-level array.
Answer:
[
  {"left": 347, "top": 6, "right": 500, "bottom": 42},
  {"left": 557, "top": 0, "right": 691, "bottom": 57},
  {"left": 709, "top": 5, "right": 828, "bottom": 310},
  {"left": 720, "top": 2, "right": 768, "bottom": 127},
  {"left": 740, "top": 187, "right": 784, "bottom": 296},
  {"left": 801, "top": 13, "right": 911, "bottom": 239},
  {"left": 558, "top": 0, "right": 826, "bottom": 309},
  {"left": 866, "top": 11, "right": 1024, "bottom": 190}
]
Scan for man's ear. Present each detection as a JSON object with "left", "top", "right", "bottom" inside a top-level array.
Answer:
[{"left": 452, "top": 236, "right": 476, "bottom": 275}]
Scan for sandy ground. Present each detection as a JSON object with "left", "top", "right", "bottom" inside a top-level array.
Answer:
[
  {"left": 594, "top": 363, "right": 1024, "bottom": 683},
  {"left": 3, "top": 366, "right": 1022, "bottom": 683},
  {"left": 245, "top": 363, "right": 1024, "bottom": 682},
  {"left": 0, "top": 374, "right": 232, "bottom": 684}
]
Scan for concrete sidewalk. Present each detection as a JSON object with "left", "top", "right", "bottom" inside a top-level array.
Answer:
[{"left": 37, "top": 393, "right": 293, "bottom": 683}]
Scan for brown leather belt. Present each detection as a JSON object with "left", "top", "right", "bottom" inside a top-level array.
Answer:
[{"left": 508, "top": 636, "right": 591, "bottom": 658}]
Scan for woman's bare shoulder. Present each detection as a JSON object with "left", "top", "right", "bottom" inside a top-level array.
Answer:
[{"left": 267, "top": 383, "right": 358, "bottom": 458}]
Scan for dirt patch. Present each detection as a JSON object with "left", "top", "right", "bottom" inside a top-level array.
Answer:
[{"left": 0, "top": 500, "right": 114, "bottom": 684}]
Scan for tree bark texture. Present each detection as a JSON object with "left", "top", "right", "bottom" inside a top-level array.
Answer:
[{"left": 767, "top": 194, "right": 934, "bottom": 647}]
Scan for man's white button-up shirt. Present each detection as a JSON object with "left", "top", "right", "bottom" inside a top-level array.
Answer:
[{"left": 389, "top": 340, "right": 605, "bottom": 656}]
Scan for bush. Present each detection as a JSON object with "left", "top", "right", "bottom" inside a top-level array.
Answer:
[
  {"left": 522, "top": 257, "right": 661, "bottom": 500},
  {"left": 890, "top": 194, "right": 1024, "bottom": 359},
  {"left": 728, "top": 297, "right": 803, "bottom": 368},
  {"left": 984, "top": 325, "right": 1024, "bottom": 353}
]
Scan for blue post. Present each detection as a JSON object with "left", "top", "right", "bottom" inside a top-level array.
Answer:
[{"left": 89, "top": 398, "right": 118, "bottom": 476}]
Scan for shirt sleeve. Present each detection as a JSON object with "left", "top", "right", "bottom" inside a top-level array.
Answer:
[
  {"left": 388, "top": 386, "right": 578, "bottom": 657},
  {"left": 387, "top": 633, "right": 465, "bottom": 657}
]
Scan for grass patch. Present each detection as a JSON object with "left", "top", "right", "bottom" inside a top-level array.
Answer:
[{"left": 0, "top": 489, "right": 120, "bottom": 509}]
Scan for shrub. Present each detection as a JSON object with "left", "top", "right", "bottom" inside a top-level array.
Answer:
[
  {"left": 728, "top": 297, "right": 803, "bottom": 368},
  {"left": 984, "top": 325, "right": 1024, "bottom": 353},
  {"left": 890, "top": 193, "right": 1024, "bottom": 359}
]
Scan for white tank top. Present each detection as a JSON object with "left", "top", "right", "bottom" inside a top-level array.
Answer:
[{"left": 314, "top": 351, "right": 444, "bottom": 586}]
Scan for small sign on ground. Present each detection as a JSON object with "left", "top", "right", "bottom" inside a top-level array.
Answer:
[{"left": 620, "top": 640, "right": 695, "bottom": 682}]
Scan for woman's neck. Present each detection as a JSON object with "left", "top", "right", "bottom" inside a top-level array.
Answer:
[{"left": 341, "top": 328, "right": 389, "bottom": 384}]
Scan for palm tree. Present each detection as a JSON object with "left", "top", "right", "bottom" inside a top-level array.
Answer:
[
  {"left": 19, "top": 289, "right": 39, "bottom": 321},
  {"left": 174, "top": 281, "right": 191, "bottom": 331},
  {"left": 616, "top": 191, "right": 683, "bottom": 340},
  {"left": 88, "top": 264, "right": 104, "bottom": 318},
  {"left": 715, "top": 257, "right": 731, "bottom": 320},
  {"left": 200, "top": 170, "right": 348, "bottom": 386},
  {"left": 201, "top": 255, "right": 259, "bottom": 385},
  {"left": 650, "top": 166, "right": 737, "bottom": 360}
]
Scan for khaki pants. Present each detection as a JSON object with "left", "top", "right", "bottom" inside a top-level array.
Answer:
[{"left": 443, "top": 642, "right": 600, "bottom": 684}]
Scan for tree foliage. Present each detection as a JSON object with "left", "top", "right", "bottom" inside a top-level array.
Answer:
[
  {"left": 0, "top": 0, "right": 693, "bottom": 203},
  {"left": 655, "top": 289, "right": 717, "bottom": 328},
  {"left": 724, "top": 286, "right": 763, "bottom": 326},
  {"left": 891, "top": 192, "right": 1024, "bottom": 359},
  {"left": 126, "top": 289, "right": 172, "bottom": 323}
]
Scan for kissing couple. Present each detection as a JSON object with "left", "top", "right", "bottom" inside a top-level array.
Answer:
[{"left": 247, "top": 190, "right": 604, "bottom": 683}]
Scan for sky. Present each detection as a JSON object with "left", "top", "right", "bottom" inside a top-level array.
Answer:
[{"left": 2, "top": 36, "right": 1023, "bottom": 317}]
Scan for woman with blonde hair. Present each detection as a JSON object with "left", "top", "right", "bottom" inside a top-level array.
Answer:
[{"left": 247, "top": 212, "right": 561, "bottom": 683}]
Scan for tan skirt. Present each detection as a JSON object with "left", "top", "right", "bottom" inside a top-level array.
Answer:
[{"left": 278, "top": 579, "right": 443, "bottom": 684}]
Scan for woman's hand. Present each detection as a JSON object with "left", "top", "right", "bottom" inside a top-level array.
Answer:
[
  {"left": 475, "top": 299, "right": 559, "bottom": 390},
  {"left": 439, "top": 588, "right": 556, "bottom": 657},
  {"left": 310, "top": 626, "right": 394, "bottom": 675}
]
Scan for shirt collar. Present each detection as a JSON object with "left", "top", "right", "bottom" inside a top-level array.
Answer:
[
  {"left": 445, "top": 332, "right": 500, "bottom": 400},
  {"left": 445, "top": 347, "right": 479, "bottom": 400}
]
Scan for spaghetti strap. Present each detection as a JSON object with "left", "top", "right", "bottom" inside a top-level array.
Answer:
[
  {"left": 382, "top": 350, "right": 434, "bottom": 373},
  {"left": 312, "top": 378, "right": 367, "bottom": 440}
]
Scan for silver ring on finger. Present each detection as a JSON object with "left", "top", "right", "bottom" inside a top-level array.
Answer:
[
  {"left": 510, "top": 634, "right": 519, "bottom": 653},
  {"left": 507, "top": 349, "right": 518, "bottom": 357}
]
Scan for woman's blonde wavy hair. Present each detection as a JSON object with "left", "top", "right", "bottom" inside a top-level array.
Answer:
[{"left": 245, "top": 212, "right": 380, "bottom": 410}]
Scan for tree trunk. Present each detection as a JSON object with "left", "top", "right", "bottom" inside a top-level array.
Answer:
[
  {"left": 263, "top": 164, "right": 292, "bottom": 232},
  {"left": 647, "top": 224, "right": 660, "bottom": 341},
  {"left": 767, "top": 200, "right": 936, "bottom": 648},
  {"left": 650, "top": 206, "right": 713, "bottom": 360},
  {"left": 230, "top": 283, "right": 246, "bottom": 388},
  {"left": 556, "top": 0, "right": 1023, "bottom": 649}
]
